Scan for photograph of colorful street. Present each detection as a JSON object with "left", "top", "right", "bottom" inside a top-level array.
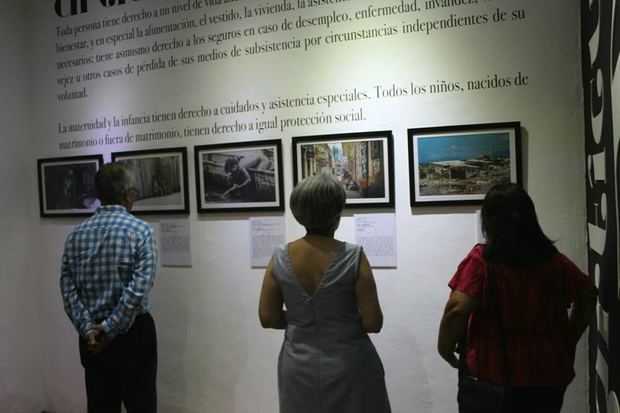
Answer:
[{"left": 298, "top": 138, "right": 387, "bottom": 200}]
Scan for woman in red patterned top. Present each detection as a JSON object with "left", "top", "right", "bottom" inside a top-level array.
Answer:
[{"left": 438, "top": 183, "right": 597, "bottom": 413}]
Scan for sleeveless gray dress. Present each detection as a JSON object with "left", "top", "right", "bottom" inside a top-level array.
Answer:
[{"left": 271, "top": 242, "right": 391, "bottom": 413}]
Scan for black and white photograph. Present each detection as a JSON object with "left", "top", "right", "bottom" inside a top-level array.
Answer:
[
  {"left": 408, "top": 122, "right": 521, "bottom": 206},
  {"left": 292, "top": 131, "right": 394, "bottom": 208},
  {"left": 37, "top": 155, "right": 104, "bottom": 217},
  {"left": 194, "top": 140, "right": 284, "bottom": 213},
  {"left": 111, "top": 147, "right": 189, "bottom": 214}
]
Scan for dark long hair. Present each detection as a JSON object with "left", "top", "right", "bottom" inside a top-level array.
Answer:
[{"left": 481, "top": 183, "right": 556, "bottom": 266}]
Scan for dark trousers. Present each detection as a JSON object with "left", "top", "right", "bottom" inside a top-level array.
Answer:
[
  {"left": 458, "top": 384, "right": 566, "bottom": 413},
  {"left": 79, "top": 313, "right": 157, "bottom": 413}
]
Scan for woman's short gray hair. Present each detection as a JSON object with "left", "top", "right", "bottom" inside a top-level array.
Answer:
[
  {"left": 95, "top": 162, "right": 134, "bottom": 205},
  {"left": 290, "top": 173, "right": 346, "bottom": 231}
]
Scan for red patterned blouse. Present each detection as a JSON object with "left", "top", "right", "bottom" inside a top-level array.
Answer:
[{"left": 449, "top": 244, "right": 592, "bottom": 386}]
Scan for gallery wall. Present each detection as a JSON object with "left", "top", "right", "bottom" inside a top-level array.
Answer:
[
  {"left": 0, "top": 2, "right": 44, "bottom": 412},
  {"left": 25, "top": 1, "right": 588, "bottom": 412}
]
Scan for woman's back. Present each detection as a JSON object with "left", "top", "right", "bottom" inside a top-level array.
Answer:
[
  {"left": 270, "top": 239, "right": 390, "bottom": 413},
  {"left": 259, "top": 173, "right": 389, "bottom": 413},
  {"left": 287, "top": 235, "right": 342, "bottom": 297},
  {"left": 271, "top": 239, "right": 366, "bottom": 339},
  {"left": 451, "top": 244, "right": 592, "bottom": 386},
  {"left": 439, "top": 183, "right": 596, "bottom": 413}
]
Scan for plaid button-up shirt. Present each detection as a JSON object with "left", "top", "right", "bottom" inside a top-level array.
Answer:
[{"left": 61, "top": 205, "right": 157, "bottom": 338}]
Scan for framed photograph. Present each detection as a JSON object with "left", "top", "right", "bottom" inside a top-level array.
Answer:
[
  {"left": 194, "top": 139, "right": 284, "bottom": 213},
  {"left": 408, "top": 122, "right": 521, "bottom": 206},
  {"left": 37, "top": 154, "right": 104, "bottom": 217},
  {"left": 292, "top": 131, "right": 394, "bottom": 208},
  {"left": 111, "top": 147, "right": 189, "bottom": 214}
]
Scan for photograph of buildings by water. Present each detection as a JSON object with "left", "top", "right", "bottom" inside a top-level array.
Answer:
[
  {"left": 194, "top": 139, "right": 284, "bottom": 213},
  {"left": 112, "top": 147, "right": 189, "bottom": 214},
  {"left": 408, "top": 122, "right": 521, "bottom": 206},
  {"left": 292, "top": 131, "right": 394, "bottom": 208}
]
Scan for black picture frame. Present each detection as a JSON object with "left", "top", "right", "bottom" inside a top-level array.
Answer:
[
  {"left": 408, "top": 122, "right": 522, "bottom": 206},
  {"left": 37, "top": 154, "right": 104, "bottom": 217},
  {"left": 292, "top": 131, "right": 395, "bottom": 208},
  {"left": 194, "top": 139, "right": 284, "bottom": 213},
  {"left": 111, "top": 147, "right": 189, "bottom": 215}
]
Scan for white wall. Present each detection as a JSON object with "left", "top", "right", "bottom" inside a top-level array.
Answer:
[
  {"left": 0, "top": 2, "right": 44, "bottom": 412},
  {"left": 25, "top": 1, "right": 587, "bottom": 412}
]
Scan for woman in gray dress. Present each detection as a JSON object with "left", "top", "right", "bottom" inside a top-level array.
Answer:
[{"left": 259, "top": 173, "right": 391, "bottom": 413}]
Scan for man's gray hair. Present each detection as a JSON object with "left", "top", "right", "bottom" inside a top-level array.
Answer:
[
  {"left": 95, "top": 162, "right": 134, "bottom": 205},
  {"left": 290, "top": 173, "right": 346, "bottom": 231}
]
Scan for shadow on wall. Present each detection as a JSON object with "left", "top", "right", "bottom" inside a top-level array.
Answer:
[
  {"left": 150, "top": 259, "right": 252, "bottom": 413},
  {"left": 151, "top": 268, "right": 190, "bottom": 411}
]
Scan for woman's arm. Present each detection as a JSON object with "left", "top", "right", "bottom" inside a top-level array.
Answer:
[
  {"left": 355, "top": 250, "right": 384, "bottom": 333},
  {"left": 437, "top": 290, "right": 478, "bottom": 368},
  {"left": 568, "top": 283, "right": 597, "bottom": 348},
  {"left": 258, "top": 260, "right": 286, "bottom": 329}
]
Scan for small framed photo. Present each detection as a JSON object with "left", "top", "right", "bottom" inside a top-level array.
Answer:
[
  {"left": 111, "top": 147, "right": 189, "bottom": 214},
  {"left": 292, "top": 131, "right": 394, "bottom": 208},
  {"left": 194, "top": 139, "right": 284, "bottom": 213},
  {"left": 37, "top": 154, "right": 104, "bottom": 217},
  {"left": 408, "top": 122, "right": 522, "bottom": 206}
]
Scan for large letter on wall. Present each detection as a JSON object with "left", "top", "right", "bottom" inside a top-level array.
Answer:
[
  {"left": 582, "top": 0, "right": 620, "bottom": 411},
  {"left": 54, "top": 0, "right": 88, "bottom": 17}
]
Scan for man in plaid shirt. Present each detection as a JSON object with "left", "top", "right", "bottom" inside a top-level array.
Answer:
[{"left": 61, "top": 162, "right": 158, "bottom": 413}]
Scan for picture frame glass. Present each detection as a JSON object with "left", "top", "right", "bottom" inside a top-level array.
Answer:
[
  {"left": 112, "top": 149, "right": 188, "bottom": 214},
  {"left": 294, "top": 135, "right": 392, "bottom": 206},
  {"left": 410, "top": 125, "right": 519, "bottom": 205},
  {"left": 39, "top": 157, "right": 102, "bottom": 216},
  {"left": 197, "top": 143, "right": 282, "bottom": 211}
]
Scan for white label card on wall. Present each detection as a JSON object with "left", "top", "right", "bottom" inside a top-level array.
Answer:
[
  {"left": 160, "top": 219, "right": 191, "bottom": 267},
  {"left": 476, "top": 210, "right": 486, "bottom": 244},
  {"left": 354, "top": 213, "right": 397, "bottom": 268},
  {"left": 250, "top": 217, "right": 285, "bottom": 268}
]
